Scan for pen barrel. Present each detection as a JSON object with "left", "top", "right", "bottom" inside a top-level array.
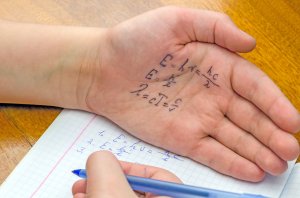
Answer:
[
  {"left": 127, "top": 176, "right": 267, "bottom": 198},
  {"left": 73, "top": 170, "right": 267, "bottom": 198},
  {"left": 127, "top": 175, "right": 210, "bottom": 198}
]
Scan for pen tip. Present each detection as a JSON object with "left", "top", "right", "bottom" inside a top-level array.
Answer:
[{"left": 72, "top": 169, "right": 80, "bottom": 176}]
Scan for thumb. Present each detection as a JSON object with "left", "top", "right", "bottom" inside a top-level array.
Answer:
[
  {"left": 171, "top": 7, "right": 256, "bottom": 52},
  {"left": 86, "top": 151, "right": 136, "bottom": 198},
  {"left": 211, "top": 13, "right": 256, "bottom": 53}
]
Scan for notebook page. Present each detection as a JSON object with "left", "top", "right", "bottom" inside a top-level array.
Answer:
[
  {"left": 280, "top": 163, "right": 300, "bottom": 198},
  {"left": 0, "top": 109, "right": 295, "bottom": 198}
]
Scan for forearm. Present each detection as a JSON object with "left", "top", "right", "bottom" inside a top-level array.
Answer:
[{"left": 0, "top": 20, "right": 106, "bottom": 110}]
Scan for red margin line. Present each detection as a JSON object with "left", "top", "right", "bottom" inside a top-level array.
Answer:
[{"left": 30, "top": 114, "right": 97, "bottom": 197}]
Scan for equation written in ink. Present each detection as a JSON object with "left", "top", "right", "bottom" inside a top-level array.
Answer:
[
  {"left": 144, "top": 54, "right": 220, "bottom": 88},
  {"left": 74, "top": 129, "right": 184, "bottom": 163},
  {"left": 129, "top": 53, "right": 220, "bottom": 112},
  {"left": 130, "top": 84, "right": 183, "bottom": 112}
]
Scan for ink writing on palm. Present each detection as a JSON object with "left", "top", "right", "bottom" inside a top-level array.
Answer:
[{"left": 86, "top": 7, "right": 300, "bottom": 182}]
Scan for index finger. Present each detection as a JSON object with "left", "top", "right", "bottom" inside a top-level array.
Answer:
[
  {"left": 85, "top": 151, "right": 182, "bottom": 197},
  {"left": 120, "top": 161, "right": 182, "bottom": 184},
  {"left": 85, "top": 151, "right": 136, "bottom": 197},
  {"left": 231, "top": 58, "right": 300, "bottom": 133}
]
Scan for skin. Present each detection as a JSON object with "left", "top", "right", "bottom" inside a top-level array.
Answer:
[
  {"left": 72, "top": 151, "right": 182, "bottom": 198},
  {"left": 0, "top": 6, "right": 299, "bottom": 184},
  {"left": 85, "top": 7, "right": 300, "bottom": 181}
]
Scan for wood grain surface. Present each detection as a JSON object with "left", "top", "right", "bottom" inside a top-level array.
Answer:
[{"left": 0, "top": 0, "right": 299, "bottom": 184}]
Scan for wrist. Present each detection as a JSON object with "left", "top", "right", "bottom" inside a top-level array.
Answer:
[
  {"left": 58, "top": 27, "right": 109, "bottom": 112},
  {"left": 82, "top": 27, "right": 125, "bottom": 117}
]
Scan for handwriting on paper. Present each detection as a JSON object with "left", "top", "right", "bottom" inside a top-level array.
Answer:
[
  {"left": 130, "top": 53, "right": 220, "bottom": 112},
  {"left": 75, "top": 129, "right": 183, "bottom": 162}
]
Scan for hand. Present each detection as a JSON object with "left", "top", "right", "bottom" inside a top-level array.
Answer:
[
  {"left": 85, "top": 7, "right": 300, "bottom": 182},
  {"left": 72, "top": 151, "right": 181, "bottom": 198}
]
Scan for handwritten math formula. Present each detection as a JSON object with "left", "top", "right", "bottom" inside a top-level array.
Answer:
[
  {"left": 130, "top": 53, "right": 220, "bottom": 112},
  {"left": 74, "top": 128, "right": 183, "bottom": 163}
]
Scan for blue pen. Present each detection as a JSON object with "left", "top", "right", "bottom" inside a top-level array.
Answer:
[{"left": 72, "top": 169, "right": 268, "bottom": 198}]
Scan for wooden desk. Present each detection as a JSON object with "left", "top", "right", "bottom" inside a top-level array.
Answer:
[{"left": 0, "top": 0, "right": 299, "bottom": 184}]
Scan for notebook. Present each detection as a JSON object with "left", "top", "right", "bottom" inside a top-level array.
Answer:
[{"left": 0, "top": 109, "right": 299, "bottom": 198}]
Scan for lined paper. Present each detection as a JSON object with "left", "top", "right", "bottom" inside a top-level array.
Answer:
[
  {"left": 0, "top": 109, "right": 296, "bottom": 198},
  {"left": 281, "top": 164, "right": 300, "bottom": 198}
]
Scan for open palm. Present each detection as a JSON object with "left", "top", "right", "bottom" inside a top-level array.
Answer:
[{"left": 86, "top": 7, "right": 300, "bottom": 182}]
